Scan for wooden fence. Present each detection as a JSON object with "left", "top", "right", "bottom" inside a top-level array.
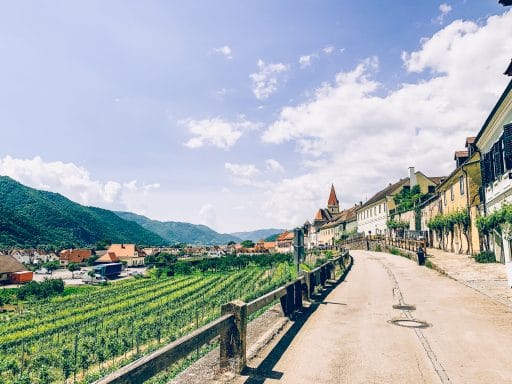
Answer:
[
  {"left": 95, "top": 251, "right": 351, "bottom": 384},
  {"left": 341, "top": 235, "right": 426, "bottom": 253},
  {"left": 384, "top": 237, "right": 426, "bottom": 252}
]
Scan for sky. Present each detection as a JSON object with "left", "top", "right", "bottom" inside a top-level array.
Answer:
[{"left": 0, "top": 1, "right": 511, "bottom": 233}]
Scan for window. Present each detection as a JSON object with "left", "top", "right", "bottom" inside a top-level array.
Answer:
[
  {"left": 428, "top": 185, "right": 435, "bottom": 193},
  {"left": 459, "top": 176, "right": 464, "bottom": 195},
  {"left": 450, "top": 185, "right": 454, "bottom": 201},
  {"left": 379, "top": 204, "right": 381, "bottom": 214},
  {"left": 444, "top": 191, "right": 447, "bottom": 206}
]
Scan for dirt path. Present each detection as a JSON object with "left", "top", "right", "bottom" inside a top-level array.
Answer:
[{"left": 237, "top": 250, "right": 512, "bottom": 384}]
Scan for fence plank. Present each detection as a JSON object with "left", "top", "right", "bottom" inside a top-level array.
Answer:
[{"left": 95, "top": 314, "right": 233, "bottom": 384}]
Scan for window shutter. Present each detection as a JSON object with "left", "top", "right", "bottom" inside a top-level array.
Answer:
[
  {"left": 503, "top": 123, "right": 512, "bottom": 170},
  {"left": 498, "top": 139, "right": 505, "bottom": 175},
  {"left": 485, "top": 152, "right": 494, "bottom": 183},
  {"left": 492, "top": 142, "right": 500, "bottom": 177},
  {"left": 489, "top": 150, "right": 495, "bottom": 181}
]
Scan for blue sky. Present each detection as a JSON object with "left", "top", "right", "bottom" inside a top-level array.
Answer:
[{"left": 0, "top": 1, "right": 511, "bottom": 233}]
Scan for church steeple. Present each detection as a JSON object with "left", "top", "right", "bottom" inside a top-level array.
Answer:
[{"left": 327, "top": 184, "right": 339, "bottom": 214}]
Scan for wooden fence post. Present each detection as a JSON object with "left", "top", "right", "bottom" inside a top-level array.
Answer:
[
  {"left": 220, "top": 300, "right": 247, "bottom": 373},
  {"left": 303, "top": 272, "right": 312, "bottom": 301},
  {"left": 294, "top": 280, "right": 303, "bottom": 311},
  {"left": 280, "top": 283, "right": 295, "bottom": 317}
]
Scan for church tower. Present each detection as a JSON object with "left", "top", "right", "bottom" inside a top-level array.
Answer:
[{"left": 327, "top": 184, "right": 340, "bottom": 214}]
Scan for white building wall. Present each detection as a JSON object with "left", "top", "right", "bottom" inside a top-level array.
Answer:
[{"left": 357, "top": 200, "right": 388, "bottom": 236}]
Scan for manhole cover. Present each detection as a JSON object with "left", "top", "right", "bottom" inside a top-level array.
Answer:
[
  {"left": 392, "top": 304, "right": 416, "bottom": 311},
  {"left": 388, "top": 319, "right": 430, "bottom": 328}
]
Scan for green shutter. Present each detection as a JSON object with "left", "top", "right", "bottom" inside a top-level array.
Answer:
[{"left": 503, "top": 123, "right": 512, "bottom": 170}]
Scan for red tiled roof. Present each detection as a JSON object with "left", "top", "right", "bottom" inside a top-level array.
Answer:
[
  {"left": 59, "top": 249, "right": 92, "bottom": 263},
  {"left": 465, "top": 137, "right": 476, "bottom": 146},
  {"left": 277, "top": 231, "right": 294, "bottom": 241},
  {"left": 96, "top": 252, "right": 119, "bottom": 263},
  {"left": 454, "top": 150, "right": 468, "bottom": 160},
  {"left": 428, "top": 176, "right": 447, "bottom": 185},
  {"left": 327, "top": 184, "right": 339, "bottom": 206}
]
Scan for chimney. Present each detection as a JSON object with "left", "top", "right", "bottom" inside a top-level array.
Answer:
[{"left": 409, "top": 166, "right": 417, "bottom": 187}]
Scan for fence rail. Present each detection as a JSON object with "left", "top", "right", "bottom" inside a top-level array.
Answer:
[
  {"left": 95, "top": 250, "right": 351, "bottom": 384},
  {"left": 340, "top": 235, "right": 426, "bottom": 252}
]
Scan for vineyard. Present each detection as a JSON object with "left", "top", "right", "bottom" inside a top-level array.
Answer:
[{"left": 0, "top": 263, "right": 295, "bottom": 384}]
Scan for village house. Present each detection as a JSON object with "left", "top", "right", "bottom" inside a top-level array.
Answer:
[
  {"left": 357, "top": 167, "right": 442, "bottom": 236},
  {"left": 421, "top": 138, "right": 482, "bottom": 254},
  {"left": 9, "top": 249, "right": 59, "bottom": 265},
  {"left": 0, "top": 254, "right": 31, "bottom": 284},
  {"left": 474, "top": 78, "right": 512, "bottom": 268},
  {"left": 318, "top": 205, "right": 358, "bottom": 246},
  {"left": 59, "top": 248, "right": 92, "bottom": 266},
  {"left": 103, "top": 244, "right": 146, "bottom": 267},
  {"left": 276, "top": 231, "right": 294, "bottom": 253},
  {"left": 307, "top": 185, "right": 342, "bottom": 247}
]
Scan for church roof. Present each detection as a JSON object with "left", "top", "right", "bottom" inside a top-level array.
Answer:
[{"left": 327, "top": 184, "right": 339, "bottom": 206}]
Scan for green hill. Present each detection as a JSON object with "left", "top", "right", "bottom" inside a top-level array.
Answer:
[
  {"left": 115, "top": 211, "right": 242, "bottom": 245},
  {"left": 0, "top": 176, "right": 166, "bottom": 248},
  {"left": 230, "top": 228, "right": 285, "bottom": 243}
]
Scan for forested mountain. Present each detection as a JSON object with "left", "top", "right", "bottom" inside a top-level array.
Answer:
[
  {"left": 230, "top": 228, "right": 285, "bottom": 243},
  {"left": 115, "top": 211, "right": 242, "bottom": 245},
  {"left": 0, "top": 176, "right": 166, "bottom": 248}
]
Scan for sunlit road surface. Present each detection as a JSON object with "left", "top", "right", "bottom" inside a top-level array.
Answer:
[{"left": 243, "top": 250, "right": 512, "bottom": 384}]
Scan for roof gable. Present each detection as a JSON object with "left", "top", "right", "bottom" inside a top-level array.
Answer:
[{"left": 0, "top": 255, "right": 27, "bottom": 273}]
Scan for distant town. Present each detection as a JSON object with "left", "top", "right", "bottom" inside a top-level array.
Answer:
[{"left": 2, "top": 75, "right": 512, "bottom": 287}]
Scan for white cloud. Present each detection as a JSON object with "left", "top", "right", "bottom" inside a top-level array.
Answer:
[
  {"left": 214, "top": 88, "right": 231, "bottom": 99},
  {"left": 213, "top": 45, "right": 233, "bottom": 59},
  {"left": 299, "top": 54, "right": 318, "bottom": 68},
  {"left": 0, "top": 155, "right": 159, "bottom": 214},
  {"left": 266, "top": 159, "right": 284, "bottom": 173},
  {"left": 260, "top": 11, "right": 512, "bottom": 228},
  {"left": 249, "top": 59, "right": 290, "bottom": 100},
  {"left": 323, "top": 46, "right": 334, "bottom": 54},
  {"left": 199, "top": 203, "right": 217, "bottom": 228},
  {"left": 182, "top": 116, "right": 260, "bottom": 149},
  {"left": 435, "top": 3, "right": 452, "bottom": 24},
  {"left": 225, "top": 162, "right": 261, "bottom": 178}
]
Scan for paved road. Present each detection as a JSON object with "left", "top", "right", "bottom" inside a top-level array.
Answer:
[{"left": 241, "top": 250, "right": 512, "bottom": 384}]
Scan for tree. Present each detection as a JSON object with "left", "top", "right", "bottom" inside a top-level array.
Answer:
[
  {"left": 227, "top": 241, "right": 236, "bottom": 246},
  {"left": 68, "top": 263, "right": 80, "bottom": 279},
  {"left": 240, "top": 240, "right": 255, "bottom": 248},
  {"left": 174, "top": 261, "right": 192, "bottom": 275},
  {"left": 86, "top": 254, "right": 99, "bottom": 266},
  {"left": 43, "top": 261, "right": 60, "bottom": 275}
]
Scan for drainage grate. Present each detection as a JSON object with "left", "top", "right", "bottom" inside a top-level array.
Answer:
[
  {"left": 392, "top": 304, "right": 416, "bottom": 311},
  {"left": 388, "top": 319, "right": 430, "bottom": 328}
]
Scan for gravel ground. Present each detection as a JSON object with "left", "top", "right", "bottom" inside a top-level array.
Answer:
[{"left": 171, "top": 304, "right": 291, "bottom": 384}]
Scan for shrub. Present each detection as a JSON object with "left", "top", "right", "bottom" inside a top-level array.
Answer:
[
  {"left": 389, "top": 247, "right": 401, "bottom": 255},
  {"left": 474, "top": 251, "right": 496, "bottom": 263},
  {"left": 374, "top": 244, "right": 382, "bottom": 252},
  {"left": 16, "top": 278, "right": 65, "bottom": 300}
]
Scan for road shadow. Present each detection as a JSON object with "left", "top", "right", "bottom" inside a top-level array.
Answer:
[{"left": 241, "top": 256, "right": 353, "bottom": 383}]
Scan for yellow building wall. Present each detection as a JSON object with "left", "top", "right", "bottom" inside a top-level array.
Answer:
[
  {"left": 318, "top": 226, "right": 336, "bottom": 245},
  {"left": 436, "top": 155, "right": 481, "bottom": 254}
]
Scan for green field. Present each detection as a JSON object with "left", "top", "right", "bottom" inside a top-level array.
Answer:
[{"left": 0, "top": 263, "right": 295, "bottom": 384}]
